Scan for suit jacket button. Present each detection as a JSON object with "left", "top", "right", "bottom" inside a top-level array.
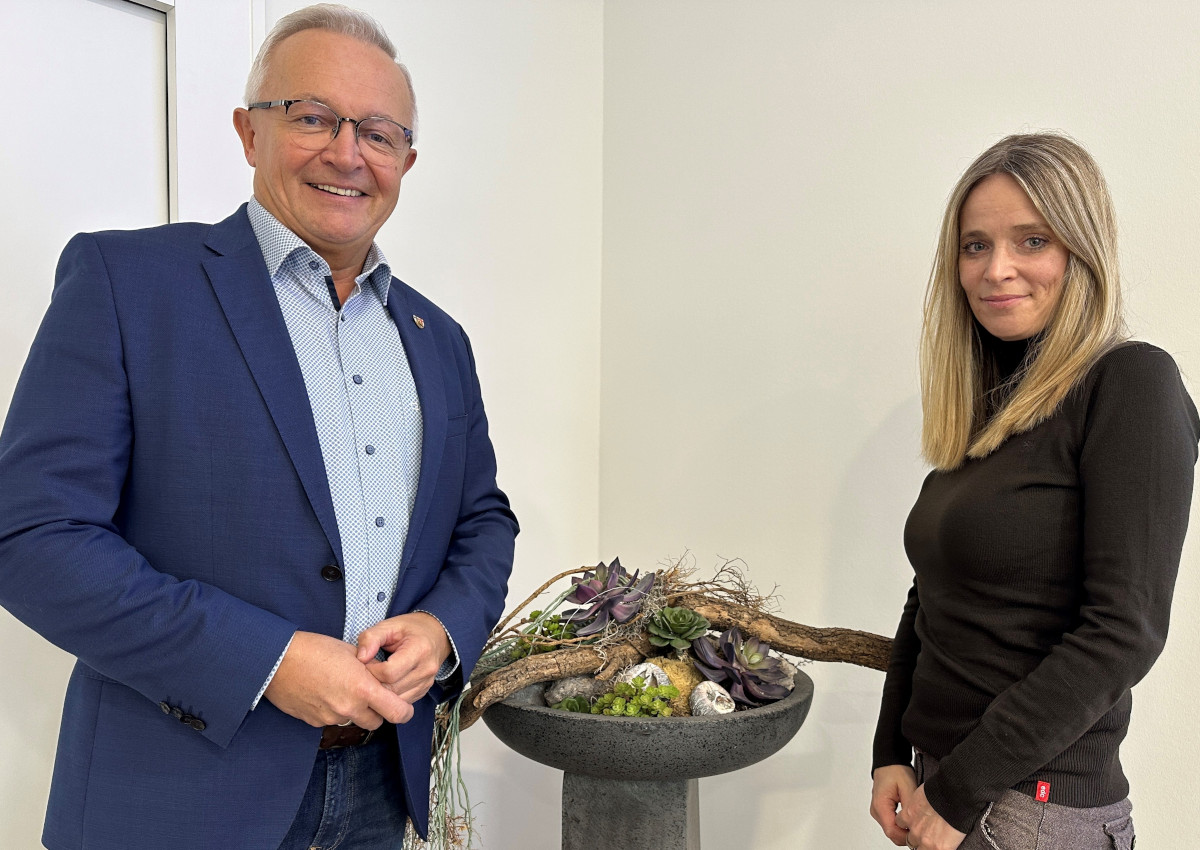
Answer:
[
  {"left": 189, "top": 718, "right": 207, "bottom": 732},
  {"left": 159, "top": 701, "right": 171, "bottom": 715},
  {"left": 321, "top": 565, "right": 343, "bottom": 582},
  {"left": 171, "top": 707, "right": 183, "bottom": 720}
]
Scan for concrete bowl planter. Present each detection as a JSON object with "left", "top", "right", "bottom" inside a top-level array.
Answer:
[{"left": 483, "top": 670, "right": 814, "bottom": 849}]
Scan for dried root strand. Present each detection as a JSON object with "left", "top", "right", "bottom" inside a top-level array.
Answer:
[
  {"left": 674, "top": 557, "right": 781, "bottom": 614},
  {"left": 488, "top": 566, "right": 592, "bottom": 640}
]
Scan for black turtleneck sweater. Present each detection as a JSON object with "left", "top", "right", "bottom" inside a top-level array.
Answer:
[{"left": 872, "top": 340, "right": 1200, "bottom": 832}]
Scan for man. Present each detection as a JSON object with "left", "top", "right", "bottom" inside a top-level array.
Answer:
[{"left": 0, "top": 5, "right": 517, "bottom": 849}]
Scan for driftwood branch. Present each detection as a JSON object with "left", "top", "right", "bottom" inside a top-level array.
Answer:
[
  {"left": 460, "top": 592, "right": 892, "bottom": 731},
  {"left": 670, "top": 592, "right": 892, "bottom": 672},
  {"left": 459, "top": 636, "right": 650, "bottom": 730}
]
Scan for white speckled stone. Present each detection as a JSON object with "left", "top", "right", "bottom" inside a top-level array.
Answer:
[
  {"left": 689, "top": 681, "right": 735, "bottom": 715},
  {"left": 616, "top": 662, "right": 671, "bottom": 689},
  {"left": 778, "top": 657, "right": 799, "bottom": 691},
  {"left": 545, "top": 676, "right": 611, "bottom": 705}
]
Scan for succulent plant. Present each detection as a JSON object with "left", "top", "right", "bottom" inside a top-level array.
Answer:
[
  {"left": 690, "top": 627, "right": 793, "bottom": 707},
  {"left": 551, "top": 696, "right": 593, "bottom": 713},
  {"left": 591, "top": 677, "right": 679, "bottom": 717},
  {"left": 510, "top": 611, "right": 576, "bottom": 660},
  {"left": 561, "top": 558, "right": 655, "bottom": 637},
  {"left": 647, "top": 606, "right": 711, "bottom": 652}
]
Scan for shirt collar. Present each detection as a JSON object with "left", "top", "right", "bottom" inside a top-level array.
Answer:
[{"left": 246, "top": 197, "right": 393, "bottom": 303}]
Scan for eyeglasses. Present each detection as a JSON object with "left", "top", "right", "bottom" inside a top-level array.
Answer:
[{"left": 247, "top": 99, "right": 414, "bottom": 164}]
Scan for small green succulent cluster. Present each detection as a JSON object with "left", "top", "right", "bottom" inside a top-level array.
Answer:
[
  {"left": 592, "top": 676, "right": 679, "bottom": 717},
  {"left": 511, "top": 611, "right": 576, "bottom": 660},
  {"left": 647, "top": 606, "right": 710, "bottom": 652},
  {"left": 549, "top": 676, "right": 680, "bottom": 717}
]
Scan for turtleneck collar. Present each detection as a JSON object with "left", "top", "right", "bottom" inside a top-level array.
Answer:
[{"left": 977, "top": 324, "right": 1034, "bottom": 381}]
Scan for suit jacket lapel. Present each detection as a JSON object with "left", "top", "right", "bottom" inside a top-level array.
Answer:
[
  {"left": 387, "top": 283, "right": 446, "bottom": 575},
  {"left": 201, "top": 207, "right": 343, "bottom": 564}
]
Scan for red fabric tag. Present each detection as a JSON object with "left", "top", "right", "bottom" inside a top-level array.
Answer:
[{"left": 1035, "top": 781, "right": 1051, "bottom": 802}]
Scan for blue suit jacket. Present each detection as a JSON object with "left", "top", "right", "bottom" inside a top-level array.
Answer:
[{"left": 0, "top": 206, "right": 517, "bottom": 849}]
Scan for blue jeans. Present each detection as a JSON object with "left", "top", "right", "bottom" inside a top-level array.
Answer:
[
  {"left": 914, "top": 751, "right": 1135, "bottom": 850},
  {"left": 277, "top": 725, "right": 409, "bottom": 850}
]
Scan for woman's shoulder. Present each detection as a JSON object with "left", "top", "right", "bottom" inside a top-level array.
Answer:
[
  {"left": 1077, "top": 340, "right": 1199, "bottom": 437},
  {"left": 1086, "top": 340, "right": 1185, "bottom": 388}
]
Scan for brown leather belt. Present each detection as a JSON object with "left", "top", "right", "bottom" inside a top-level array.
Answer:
[{"left": 319, "top": 723, "right": 375, "bottom": 750}]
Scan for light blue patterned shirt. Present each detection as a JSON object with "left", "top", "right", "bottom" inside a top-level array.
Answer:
[{"left": 246, "top": 199, "right": 455, "bottom": 707}]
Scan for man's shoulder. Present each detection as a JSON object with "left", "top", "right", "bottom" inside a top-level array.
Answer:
[{"left": 79, "top": 204, "right": 251, "bottom": 258}]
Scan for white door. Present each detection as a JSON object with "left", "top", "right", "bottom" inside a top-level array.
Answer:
[{"left": 0, "top": 2, "right": 168, "bottom": 845}]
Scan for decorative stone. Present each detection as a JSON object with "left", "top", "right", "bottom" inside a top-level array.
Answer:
[
  {"left": 502, "top": 682, "right": 548, "bottom": 707},
  {"left": 657, "top": 656, "right": 705, "bottom": 717},
  {"left": 544, "top": 675, "right": 610, "bottom": 706},
  {"left": 689, "top": 680, "right": 735, "bottom": 716},
  {"left": 616, "top": 662, "right": 671, "bottom": 689},
  {"left": 779, "top": 656, "right": 800, "bottom": 691}
]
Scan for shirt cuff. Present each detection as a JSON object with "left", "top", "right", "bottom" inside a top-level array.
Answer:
[
  {"left": 414, "top": 609, "right": 460, "bottom": 682},
  {"left": 252, "top": 633, "right": 295, "bottom": 710}
]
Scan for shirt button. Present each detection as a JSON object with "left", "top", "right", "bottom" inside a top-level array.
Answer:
[
  {"left": 364, "top": 445, "right": 375, "bottom": 455},
  {"left": 320, "top": 565, "right": 343, "bottom": 582},
  {"left": 376, "top": 592, "right": 386, "bottom": 602},
  {"left": 352, "top": 375, "right": 363, "bottom": 385},
  {"left": 309, "top": 261, "right": 319, "bottom": 270},
  {"left": 375, "top": 517, "right": 386, "bottom": 528}
]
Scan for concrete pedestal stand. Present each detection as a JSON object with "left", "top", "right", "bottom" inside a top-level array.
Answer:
[
  {"left": 562, "top": 774, "right": 699, "bottom": 850},
  {"left": 483, "top": 671, "right": 814, "bottom": 849}
]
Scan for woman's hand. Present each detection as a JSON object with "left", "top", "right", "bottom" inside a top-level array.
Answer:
[
  {"left": 893, "top": 784, "right": 967, "bottom": 850},
  {"left": 870, "top": 764, "right": 918, "bottom": 845}
]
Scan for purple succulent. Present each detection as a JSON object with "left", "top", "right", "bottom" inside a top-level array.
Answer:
[
  {"left": 691, "top": 627, "right": 792, "bottom": 707},
  {"left": 561, "top": 558, "right": 655, "bottom": 637}
]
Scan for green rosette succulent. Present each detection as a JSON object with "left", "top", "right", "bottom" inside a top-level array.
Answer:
[
  {"left": 551, "top": 696, "right": 593, "bottom": 713},
  {"left": 646, "top": 606, "right": 711, "bottom": 652}
]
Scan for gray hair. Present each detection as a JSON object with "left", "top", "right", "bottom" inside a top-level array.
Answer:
[{"left": 244, "top": 3, "right": 418, "bottom": 141}]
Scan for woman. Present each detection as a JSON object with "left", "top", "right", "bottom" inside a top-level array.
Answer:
[{"left": 869, "top": 133, "right": 1199, "bottom": 850}]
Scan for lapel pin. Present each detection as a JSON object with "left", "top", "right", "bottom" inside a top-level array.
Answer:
[{"left": 412, "top": 315, "right": 425, "bottom": 329}]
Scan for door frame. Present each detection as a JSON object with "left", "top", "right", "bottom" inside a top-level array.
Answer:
[{"left": 125, "top": 0, "right": 264, "bottom": 222}]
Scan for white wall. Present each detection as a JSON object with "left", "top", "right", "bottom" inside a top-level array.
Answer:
[{"left": 600, "top": 2, "right": 1200, "bottom": 848}]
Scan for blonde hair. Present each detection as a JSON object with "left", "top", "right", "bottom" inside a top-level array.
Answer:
[
  {"left": 921, "top": 133, "right": 1126, "bottom": 469},
  {"left": 244, "top": 3, "right": 418, "bottom": 141}
]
